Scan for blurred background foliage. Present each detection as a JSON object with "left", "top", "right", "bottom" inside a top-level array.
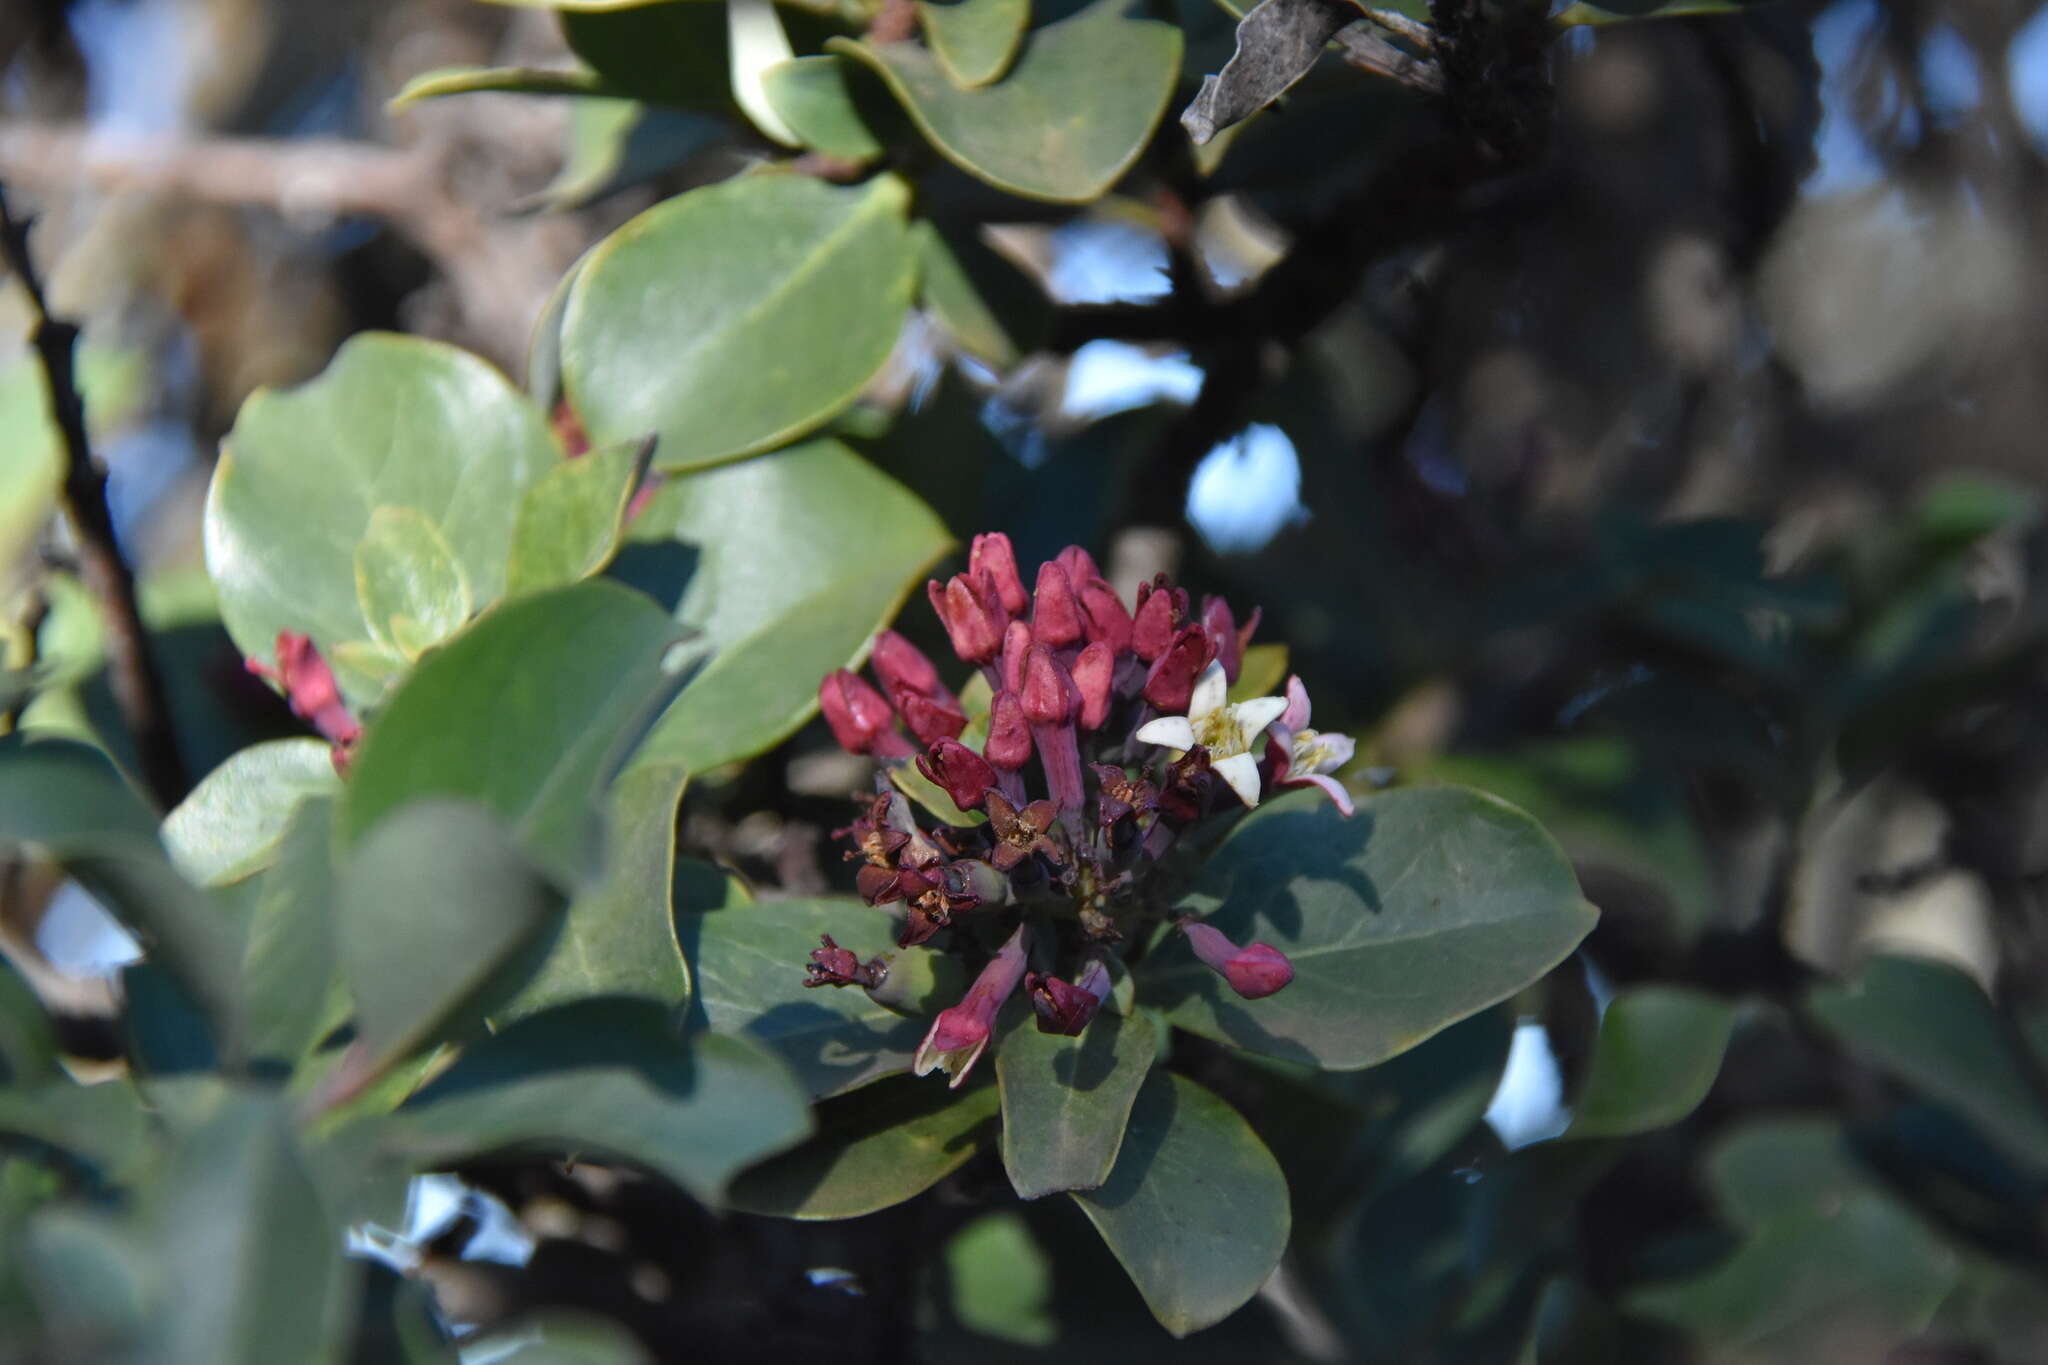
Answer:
[{"left": 3, "top": 0, "right": 2048, "bottom": 1360}]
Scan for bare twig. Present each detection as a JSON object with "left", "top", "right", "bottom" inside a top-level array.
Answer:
[
  {"left": 0, "top": 184, "right": 188, "bottom": 808},
  {"left": 1333, "top": 23, "right": 1446, "bottom": 93}
]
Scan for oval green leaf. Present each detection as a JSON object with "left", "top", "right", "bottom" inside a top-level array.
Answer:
[
  {"left": 206, "top": 333, "right": 559, "bottom": 708},
  {"left": 1070, "top": 1070, "right": 1290, "bottom": 1337},
  {"left": 830, "top": 0, "right": 1182, "bottom": 203},
  {"left": 161, "top": 738, "right": 338, "bottom": 888},
  {"left": 339, "top": 580, "right": 686, "bottom": 886},
  {"left": 505, "top": 438, "right": 652, "bottom": 598},
  {"left": 392, "top": 998, "right": 812, "bottom": 1207},
  {"left": 917, "top": 0, "right": 1030, "bottom": 88},
  {"left": 996, "top": 1007, "right": 1155, "bottom": 1199},
  {"left": 762, "top": 56, "right": 884, "bottom": 161},
  {"left": 355, "top": 505, "right": 472, "bottom": 660},
  {"left": 622, "top": 439, "right": 952, "bottom": 774},
  {"left": 561, "top": 175, "right": 916, "bottom": 472},
  {"left": 727, "top": 1073, "right": 1001, "bottom": 1219},
  {"left": 675, "top": 898, "right": 932, "bottom": 1098},
  {"left": 1140, "top": 786, "right": 1598, "bottom": 1070},
  {"left": 1565, "top": 986, "right": 1735, "bottom": 1138}
]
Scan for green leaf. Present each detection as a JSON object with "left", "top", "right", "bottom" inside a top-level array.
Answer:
[
  {"left": 831, "top": 0, "right": 1182, "bottom": 203},
  {"left": 536, "top": 100, "right": 724, "bottom": 213},
  {"left": 561, "top": 175, "right": 916, "bottom": 472},
  {"left": 559, "top": 4, "right": 733, "bottom": 110},
  {"left": 148, "top": 1090, "right": 350, "bottom": 1365},
  {"left": 1140, "top": 786, "right": 1598, "bottom": 1070},
  {"left": 337, "top": 800, "right": 568, "bottom": 1071},
  {"left": 623, "top": 439, "right": 952, "bottom": 774},
  {"left": 23, "top": 1206, "right": 151, "bottom": 1355},
  {"left": 505, "top": 439, "right": 652, "bottom": 598},
  {"left": 492, "top": 762, "right": 693, "bottom": 1024},
  {"left": 1070, "top": 1070, "right": 1289, "bottom": 1337},
  {"left": 675, "top": 898, "right": 930, "bottom": 1097},
  {"left": 478, "top": 1316, "right": 652, "bottom": 1364},
  {"left": 1706, "top": 1117, "right": 1865, "bottom": 1230},
  {"left": 354, "top": 506, "right": 473, "bottom": 659},
  {"left": 0, "top": 965, "right": 60, "bottom": 1086},
  {"left": 917, "top": 0, "right": 1031, "bottom": 88},
  {"left": 206, "top": 333, "right": 559, "bottom": 708},
  {"left": 1552, "top": 0, "right": 1746, "bottom": 25},
  {"left": 1808, "top": 954, "right": 2048, "bottom": 1171},
  {"left": 339, "top": 580, "right": 685, "bottom": 886},
  {"left": 943, "top": 1212, "right": 1056, "bottom": 1346},
  {"left": 0, "top": 1081, "right": 150, "bottom": 1180},
  {"left": 912, "top": 220, "right": 1019, "bottom": 369},
  {"left": 389, "top": 64, "right": 611, "bottom": 107},
  {"left": 727, "top": 1073, "right": 1001, "bottom": 1218},
  {"left": 391, "top": 998, "right": 811, "bottom": 1207},
  {"left": 728, "top": 0, "right": 803, "bottom": 145},
  {"left": 161, "top": 738, "right": 338, "bottom": 888},
  {"left": 1228, "top": 642, "right": 1288, "bottom": 703},
  {"left": 1565, "top": 986, "right": 1735, "bottom": 1138},
  {"left": 762, "top": 56, "right": 884, "bottom": 161},
  {"left": 0, "top": 737, "right": 242, "bottom": 1047},
  {"left": 996, "top": 1007, "right": 1155, "bottom": 1198},
  {"left": 240, "top": 797, "right": 347, "bottom": 1064}
]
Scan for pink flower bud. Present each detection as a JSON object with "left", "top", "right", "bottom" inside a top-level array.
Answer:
[
  {"left": 1202, "top": 596, "right": 1243, "bottom": 684},
  {"left": 1055, "top": 545, "right": 1101, "bottom": 585},
  {"left": 1076, "top": 577, "right": 1133, "bottom": 655},
  {"left": 1020, "top": 645, "right": 1077, "bottom": 725},
  {"left": 984, "top": 692, "right": 1033, "bottom": 771},
  {"left": 819, "top": 669, "right": 905, "bottom": 756},
  {"left": 1132, "top": 581, "right": 1184, "bottom": 661},
  {"left": 872, "top": 629, "right": 942, "bottom": 700},
  {"left": 999, "top": 620, "right": 1032, "bottom": 695},
  {"left": 915, "top": 924, "right": 1030, "bottom": 1087},
  {"left": 927, "top": 572, "right": 1009, "bottom": 664},
  {"left": 1071, "top": 641, "right": 1115, "bottom": 731},
  {"left": 917, "top": 738, "right": 996, "bottom": 811},
  {"left": 898, "top": 691, "right": 967, "bottom": 747},
  {"left": 1142, "top": 626, "right": 1211, "bottom": 713},
  {"left": 249, "top": 631, "right": 361, "bottom": 750},
  {"left": 971, "top": 532, "right": 1030, "bottom": 615},
  {"left": 1032, "top": 561, "right": 1086, "bottom": 647},
  {"left": 1181, "top": 919, "right": 1295, "bottom": 999}
]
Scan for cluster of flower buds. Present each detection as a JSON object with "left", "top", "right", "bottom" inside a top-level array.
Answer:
[
  {"left": 247, "top": 631, "right": 362, "bottom": 774},
  {"left": 814, "top": 534, "right": 1354, "bottom": 1087}
]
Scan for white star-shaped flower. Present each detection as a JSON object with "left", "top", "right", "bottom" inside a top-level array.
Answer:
[{"left": 1134, "top": 661, "right": 1289, "bottom": 807}]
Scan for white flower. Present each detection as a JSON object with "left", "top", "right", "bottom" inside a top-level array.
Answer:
[
  {"left": 1134, "top": 661, "right": 1289, "bottom": 807},
  {"left": 1270, "top": 675, "right": 1357, "bottom": 815}
]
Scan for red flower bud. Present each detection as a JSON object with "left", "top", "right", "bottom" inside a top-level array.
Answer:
[
  {"left": 1202, "top": 596, "right": 1243, "bottom": 684},
  {"left": 927, "top": 572, "right": 1008, "bottom": 664},
  {"left": 1031, "top": 561, "right": 1086, "bottom": 647},
  {"left": 1026, "top": 961, "right": 1112, "bottom": 1035},
  {"left": 917, "top": 738, "right": 996, "bottom": 811},
  {"left": 872, "top": 629, "right": 942, "bottom": 700},
  {"left": 1071, "top": 641, "right": 1115, "bottom": 731},
  {"left": 899, "top": 691, "right": 967, "bottom": 747},
  {"left": 1055, "top": 545, "right": 1101, "bottom": 585},
  {"left": 1076, "top": 577, "right": 1133, "bottom": 655},
  {"left": 1181, "top": 919, "right": 1294, "bottom": 999},
  {"left": 1142, "top": 626, "right": 1211, "bottom": 713},
  {"left": 248, "top": 631, "right": 362, "bottom": 750},
  {"left": 1132, "top": 581, "right": 1183, "bottom": 661},
  {"left": 999, "top": 620, "right": 1032, "bottom": 695},
  {"left": 971, "top": 532, "right": 1030, "bottom": 615},
  {"left": 985, "top": 691, "right": 1033, "bottom": 771},
  {"left": 1020, "top": 646, "right": 1077, "bottom": 725},
  {"left": 819, "top": 669, "right": 902, "bottom": 755}
]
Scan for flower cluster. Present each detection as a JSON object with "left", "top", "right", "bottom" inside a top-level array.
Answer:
[{"left": 813, "top": 534, "right": 1354, "bottom": 1087}]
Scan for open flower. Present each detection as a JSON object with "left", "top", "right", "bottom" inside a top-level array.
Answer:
[
  {"left": 914, "top": 924, "right": 1030, "bottom": 1087},
  {"left": 1267, "top": 676, "right": 1357, "bottom": 816},
  {"left": 1133, "top": 661, "right": 1289, "bottom": 807}
]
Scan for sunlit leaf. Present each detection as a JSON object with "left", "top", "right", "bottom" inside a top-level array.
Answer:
[
  {"left": 161, "top": 738, "right": 338, "bottom": 888},
  {"left": 917, "top": 0, "right": 1030, "bottom": 88},
  {"left": 996, "top": 1007, "right": 1155, "bottom": 1198}
]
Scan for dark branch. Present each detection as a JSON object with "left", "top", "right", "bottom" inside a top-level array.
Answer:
[{"left": 0, "top": 183, "right": 188, "bottom": 808}]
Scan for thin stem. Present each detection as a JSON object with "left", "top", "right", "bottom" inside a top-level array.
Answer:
[{"left": 0, "top": 184, "right": 188, "bottom": 807}]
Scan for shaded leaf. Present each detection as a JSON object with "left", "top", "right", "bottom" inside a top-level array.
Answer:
[
  {"left": 161, "top": 738, "right": 338, "bottom": 888},
  {"left": 727, "top": 1073, "right": 1000, "bottom": 1218},
  {"left": 1070, "top": 1070, "right": 1289, "bottom": 1337},
  {"left": 675, "top": 898, "right": 929, "bottom": 1097},
  {"left": 943, "top": 1211, "right": 1056, "bottom": 1346},
  {"left": 1140, "top": 786, "right": 1597, "bottom": 1070},
  {"left": 831, "top": 0, "right": 1182, "bottom": 203},
  {"left": 392, "top": 998, "right": 811, "bottom": 1207},
  {"left": 561, "top": 175, "right": 916, "bottom": 472},
  {"left": 339, "top": 580, "right": 686, "bottom": 886},
  {"left": 1182, "top": 0, "right": 1355, "bottom": 145},
  {"left": 913, "top": 220, "right": 1019, "bottom": 368},
  {"left": 560, "top": 4, "right": 734, "bottom": 110},
  {"left": 1565, "top": 986, "right": 1735, "bottom": 1138},
  {"left": 996, "top": 1007, "right": 1155, "bottom": 1198},
  {"left": 763, "top": 56, "right": 884, "bottom": 161},
  {"left": 241, "top": 797, "right": 347, "bottom": 1064},
  {"left": 206, "top": 334, "right": 559, "bottom": 708},
  {"left": 337, "top": 800, "right": 567, "bottom": 1071},
  {"left": 1808, "top": 953, "right": 2048, "bottom": 1171},
  {"left": 0, "top": 1081, "right": 149, "bottom": 1180},
  {"left": 505, "top": 439, "right": 653, "bottom": 598},
  {"left": 537, "top": 100, "right": 725, "bottom": 212},
  {"left": 493, "top": 762, "right": 693, "bottom": 1023},
  {"left": 917, "top": 0, "right": 1031, "bottom": 88},
  {"left": 623, "top": 439, "right": 952, "bottom": 774}
]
